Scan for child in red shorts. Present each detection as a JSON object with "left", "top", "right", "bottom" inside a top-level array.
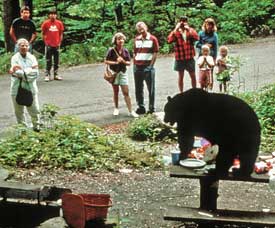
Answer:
[{"left": 197, "top": 45, "right": 215, "bottom": 91}]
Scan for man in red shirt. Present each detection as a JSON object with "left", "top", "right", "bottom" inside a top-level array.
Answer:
[
  {"left": 41, "top": 9, "right": 64, "bottom": 81},
  {"left": 133, "top": 22, "right": 159, "bottom": 114},
  {"left": 167, "top": 16, "right": 198, "bottom": 92}
]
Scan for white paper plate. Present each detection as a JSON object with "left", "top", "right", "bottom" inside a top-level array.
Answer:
[{"left": 179, "top": 159, "right": 206, "bottom": 168}]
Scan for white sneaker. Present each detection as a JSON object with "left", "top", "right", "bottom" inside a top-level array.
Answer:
[
  {"left": 44, "top": 76, "right": 50, "bottom": 82},
  {"left": 129, "top": 111, "right": 139, "bottom": 118},
  {"left": 113, "top": 108, "right": 119, "bottom": 116}
]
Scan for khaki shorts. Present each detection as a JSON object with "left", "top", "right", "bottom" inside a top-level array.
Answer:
[{"left": 113, "top": 71, "right": 128, "bottom": 85}]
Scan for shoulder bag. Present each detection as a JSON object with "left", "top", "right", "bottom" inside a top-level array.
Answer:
[
  {"left": 16, "top": 72, "right": 33, "bottom": 107},
  {"left": 104, "top": 48, "right": 120, "bottom": 84}
]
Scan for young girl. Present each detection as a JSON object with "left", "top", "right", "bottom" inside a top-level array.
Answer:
[
  {"left": 197, "top": 45, "right": 215, "bottom": 91},
  {"left": 216, "top": 45, "right": 231, "bottom": 93}
]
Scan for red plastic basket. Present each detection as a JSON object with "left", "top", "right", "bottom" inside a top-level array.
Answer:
[
  {"left": 62, "top": 193, "right": 112, "bottom": 228},
  {"left": 80, "top": 193, "right": 112, "bottom": 220}
]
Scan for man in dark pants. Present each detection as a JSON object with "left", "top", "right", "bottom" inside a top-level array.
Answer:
[
  {"left": 133, "top": 21, "right": 159, "bottom": 114},
  {"left": 41, "top": 9, "right": 64, "bottom": 81},
  {"left": 9, "top": 6, "right": 37, "bottom": 53}
]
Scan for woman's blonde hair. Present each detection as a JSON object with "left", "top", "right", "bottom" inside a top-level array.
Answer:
[
  {"left": 202, "top": 18, "right": 217, "bottom": 32},
  {"left": 112, "top": 32, "right": 126, "bottom": 45}
]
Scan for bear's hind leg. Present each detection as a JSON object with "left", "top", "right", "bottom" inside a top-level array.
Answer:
[
  {"left": 237, "top": 150, "right": 258, "bottom": 177},
  {"left": 215, "top": 147, "right": 235, "bottom": 178}
]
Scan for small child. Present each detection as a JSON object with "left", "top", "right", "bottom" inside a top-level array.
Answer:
[
  {"left": 197, "top": 45, "right": 215, "bottom": 91},
  {"left": 216, "top": 45, "right": 232, "bottom": 93}
]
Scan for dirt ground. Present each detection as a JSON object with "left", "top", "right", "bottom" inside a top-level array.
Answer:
[
  {"left": 12, "top": 122, "right": 275, "bottom": 228},
  {"left": 13, "top": 159, "right": 275, "bottom": 228}
]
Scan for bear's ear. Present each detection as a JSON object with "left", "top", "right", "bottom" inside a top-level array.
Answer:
[{"left": 167, "top": 96, "right": 172, "bottom": 102}]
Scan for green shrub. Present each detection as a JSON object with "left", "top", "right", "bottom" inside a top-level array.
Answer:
[
  {"left": 60, "top": 41, "right": 108, "bottom": 66},
  {"left": 0, "top": 52, "right": 13, "bottom": 74},
  {"left": 238, "top": 84, "right": 275, "bottom": 152},
  {"left": 127, "top": 114, "right": 176, "bottom": 141},
  {"left": 0, "top": 115, "right": 162, "bottom": 170}
]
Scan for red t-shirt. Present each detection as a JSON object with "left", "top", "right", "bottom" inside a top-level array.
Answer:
[{"left": 41, "top": 19, "right": 64, "bottom": 47}]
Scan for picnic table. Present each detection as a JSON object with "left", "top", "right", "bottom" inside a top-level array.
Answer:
[
  {"left": 0, "top": 180, "right": 71, "bottom": 204},
  {"left": 164, "top": 165, "right": 275, "bottom": 227},
  {"left": 0, "top": 168, "right": 72, "bottom": 227}
]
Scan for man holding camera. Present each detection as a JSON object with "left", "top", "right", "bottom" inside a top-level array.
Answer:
[{"left": 167, "top": 16, "right": 198, "bottom": 92}]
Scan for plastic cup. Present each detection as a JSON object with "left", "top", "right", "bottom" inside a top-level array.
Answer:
[{"left": 171, "top": 150, "right": 181, "bottom": 165}]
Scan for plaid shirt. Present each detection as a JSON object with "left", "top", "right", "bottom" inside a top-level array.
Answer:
[{"left": 167, "top": 28, "right": 198, "bottom": 61}]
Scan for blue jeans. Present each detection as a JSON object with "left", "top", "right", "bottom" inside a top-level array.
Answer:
[{"left": 133, "top": 65, "right": 155, "bottom": 112}]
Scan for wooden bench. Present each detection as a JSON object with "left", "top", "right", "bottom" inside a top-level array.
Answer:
[
  {"left": 0, "top": 180, "right": 72, "bottom": 204},
  {"left": 164, "top": 165, "right": 275, "bottom": 227},
  {"left": 0, "top": 180, "right": 72, "bottom": 227}
]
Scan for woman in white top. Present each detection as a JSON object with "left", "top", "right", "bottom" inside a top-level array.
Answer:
[{"left": 9, "top": 38, "right": 40, "bottom": 131}]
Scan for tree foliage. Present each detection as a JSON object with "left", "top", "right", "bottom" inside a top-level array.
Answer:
[{"left": 0, "top": 0, "right": 274, "bottom": 67}]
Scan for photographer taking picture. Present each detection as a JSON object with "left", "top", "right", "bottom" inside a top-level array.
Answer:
[{"left": 167, "top": 16, "right": 199, "bottom": 92}]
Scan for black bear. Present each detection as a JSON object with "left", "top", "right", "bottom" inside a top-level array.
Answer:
[{"left": 164, "top": 88, "right": 261, "bottom": 177}]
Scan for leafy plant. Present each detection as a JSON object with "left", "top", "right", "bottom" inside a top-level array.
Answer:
[
  {"left": 238, "top": 84, "right": 275, "bottom": 152},
  {"left": 127, "top": 114, "right": 176, "bottom": 141},
  {"left": 0, "top": 52, "right": 13, "bottom": 74},
  {"left": 0, "top": 115, "right": 162, "bottom": 170},
  {"left": 40, "top": 103, "right": 60, "bottom": 129}
]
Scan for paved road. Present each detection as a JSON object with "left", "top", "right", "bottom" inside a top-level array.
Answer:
[{"left": 0, "top": 37, "right": 275, "bottom": 133}]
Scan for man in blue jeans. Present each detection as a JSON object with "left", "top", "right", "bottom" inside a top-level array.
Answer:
[{"left": 133, "top": 22, "right": 159, "bottom": 114}]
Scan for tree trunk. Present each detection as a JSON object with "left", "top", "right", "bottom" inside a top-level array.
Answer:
[{"left": 2, "top": 0, "right": 20, "bottom": 52}]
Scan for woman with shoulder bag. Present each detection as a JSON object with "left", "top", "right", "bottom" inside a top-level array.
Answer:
[
  {"left": 9, "top": 38, "right": 40, "bottom": 131},
  {"left": 104, "top": 32, "right": 138, "bottom": 118}
]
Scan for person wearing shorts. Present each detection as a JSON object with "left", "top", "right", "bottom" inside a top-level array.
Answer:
[
  {"left": 167, "top": 16, "right": 199, "bottom": 92},
  {"left": 197, "top": 45, "right": 215, "bottom": 90},
  {"left": 105, "top": 32, "right": 138, "bottom": 118}
]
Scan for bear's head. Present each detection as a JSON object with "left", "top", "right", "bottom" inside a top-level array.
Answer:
[
  {"left": 164, "top": 89, "right": 208, "bottom": 126},
  {"left": 164, "top": 96, "right": 180, "bottom": 125}
]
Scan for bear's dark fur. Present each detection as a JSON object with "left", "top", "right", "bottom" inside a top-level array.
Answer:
[{"left": 164, "top": 88, "right": 261, "bottom": 177}]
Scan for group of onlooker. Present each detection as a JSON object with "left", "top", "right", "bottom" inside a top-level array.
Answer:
[
  {"left": 9, "top": 6, "right": 64, "bottom": 131},
  {"left": 105, "top": 16, "right": 232, "bottom": 118},
  {"left": 9, "top": 6, "right": 232, "bottom": 130}
]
